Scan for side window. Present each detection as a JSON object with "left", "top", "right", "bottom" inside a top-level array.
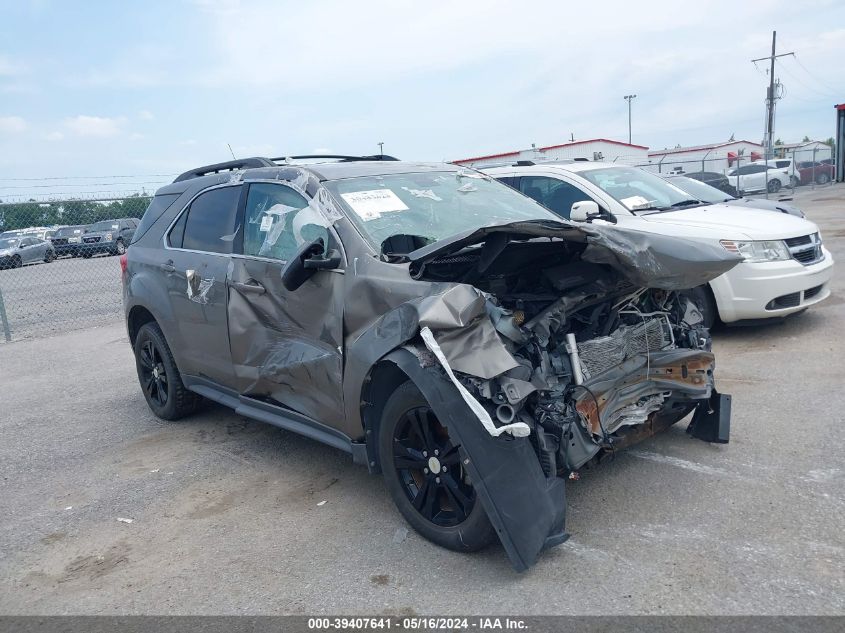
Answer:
[
  {"left": 242, "top": 182, "right": 327, "bottom": 262},
  {"left": 168, "top": 210, "right": 188, "bottom": 248},
  {"left": 178, "top": 186, "right": 242, "bottom": 254},
  {"left": 496, "top": 176, "right": 519, "bottom": 189},
  {"left": 519, "top": 176, "right": 591, "bottom": 219}
]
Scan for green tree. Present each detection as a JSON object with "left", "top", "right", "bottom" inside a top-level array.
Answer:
[
  {"left": 775, "top": 138, "right": 783, "bottom": 145},
  {"left": 802, "top": 135, "right": 811, "bottom": 142}
]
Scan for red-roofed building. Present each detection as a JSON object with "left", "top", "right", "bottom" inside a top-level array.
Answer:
[{"left": 452, "top": 138, "right": 648, "bottom": 168}]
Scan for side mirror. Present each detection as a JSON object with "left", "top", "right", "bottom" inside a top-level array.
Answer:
[
  {"left": 281, "top": 237, "right": 341, "bottom": 291},
  {"left": 570, "top": 200, "right": 601, "bottom": 222}
]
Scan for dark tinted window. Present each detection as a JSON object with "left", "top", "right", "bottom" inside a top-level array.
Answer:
[
  {"left": 496, "top": 176, "right": 519, "bottom": 188},
  {"left": 519, "top": 176, "right": 592, "bottom": 219},
  {"left": 168, "top": 210, "right": 188, "bottom": 248},
  {"left": 134, "top": 194, "right": 181, "bottom": 243},
  {"left": 182, "top": 186, "right": 241, "bottom": 254}
]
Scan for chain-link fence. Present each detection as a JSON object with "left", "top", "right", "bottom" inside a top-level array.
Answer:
[
  {"left": 634, "top": 146, "right": 837, "bottom": 198},
  {"left": 0, "top": 193, "right": 154, "bottom": 343}
]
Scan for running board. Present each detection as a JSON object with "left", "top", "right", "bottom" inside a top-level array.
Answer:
[{"left": 183, "top": 375, "right": 368, "bottom": 463}]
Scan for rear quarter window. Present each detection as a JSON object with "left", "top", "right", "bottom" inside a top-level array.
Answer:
[{"left": 133, "top": 194, "right": 182, "bottom": 243}]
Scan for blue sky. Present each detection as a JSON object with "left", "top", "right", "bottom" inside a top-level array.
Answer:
[{"left": 1, "top": 0, "right": 843, "bottom": 198}]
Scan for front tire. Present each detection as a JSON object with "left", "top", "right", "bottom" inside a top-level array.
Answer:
[
  {"left": 767, "top": 178, "right": 782, "bottom": 193},
  {"left": 379, "top": 381, "right": 496, "bottom": 552},
  {"left": 816, "top": 173, "right": 830, "bottom": 185},
  {"left": 44, "top": 250, "right": 55, "bottom": 263},
  {"left": 134, "top": 322, "right": 199, "bottom": 420},
  {"left": 114, "top": 240, "right": 126, "bottom": 255},
  {"left": 684, "top": 284, "right": 718, "bottom": 330}
]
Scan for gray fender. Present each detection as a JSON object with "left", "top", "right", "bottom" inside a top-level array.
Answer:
[{"left": 382, "top": 348, "right": 568, "bottom": 572}]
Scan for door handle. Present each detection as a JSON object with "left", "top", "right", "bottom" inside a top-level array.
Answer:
[
  {"left": 232, "top": 280, "right": 266, "bottom": 295},
  {"left": 160, "top": 260, "right": 176, "bottom": 273}
]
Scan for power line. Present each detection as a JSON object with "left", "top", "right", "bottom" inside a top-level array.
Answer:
[{"left": 789, "top": 54, "right": 841, "bottom": 96}]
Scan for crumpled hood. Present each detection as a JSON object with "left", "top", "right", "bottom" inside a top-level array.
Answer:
[
  {"left": 639, "top": 204, "right": 817, "bottom": 240},
  {"left": 408, "top": 219, "right": 742, "bottom": 290}
]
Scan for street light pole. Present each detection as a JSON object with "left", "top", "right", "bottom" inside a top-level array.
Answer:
[
  {"left": 378, "top": 142, "right": 384, "bottom": 156},
  {"left": 623, "top": 95, "right": 637, "bottom": 144}
]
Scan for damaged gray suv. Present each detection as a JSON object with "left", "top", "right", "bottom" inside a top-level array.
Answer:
[{"left": 124, "top": 156, "right": 739, "bottom": 571}]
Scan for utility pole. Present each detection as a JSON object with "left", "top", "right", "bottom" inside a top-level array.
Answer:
[
  {"left": 623, "top": 95, "right": 637, "bottom": 144},
  {"left": 377, "top": 141, "right": 384, "bottom": 156},
  {"left": 752, "top": 31, "right": 794, "bottom": 160}
]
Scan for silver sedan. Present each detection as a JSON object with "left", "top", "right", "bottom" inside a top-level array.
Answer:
[{"left": 0, "top": 235, "right": 56, "bottom": 269}]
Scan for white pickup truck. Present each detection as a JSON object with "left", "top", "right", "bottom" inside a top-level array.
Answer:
[{"left": 483, "top": 161, "right": 833, "bottom": 327}]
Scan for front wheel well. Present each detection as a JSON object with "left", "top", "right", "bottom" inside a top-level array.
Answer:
[
  {"left": 127, "top": 305, "right": 157, "bottom": 347},
  {"left": 360, "top": 360, "right": 412, "bottom": 474}
]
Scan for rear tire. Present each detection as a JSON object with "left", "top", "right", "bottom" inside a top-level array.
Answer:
[
  {"left": 134, "top": 322, "right": 199, "bottom": 420},
  {"left": 379, "top": 380, "right": 497, "bottom": 552},
  {"left": 767, "top": 179, "right": 782, "bottom": 193},
  {"left": 44, "top": 250, "right": 55, "bottom": 263},
  {"left": 816, "top": 173, "right": 830, "bottom": 185}
]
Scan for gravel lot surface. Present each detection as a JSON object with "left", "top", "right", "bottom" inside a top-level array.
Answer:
[{"left": 1, "top": 184, "right": 843, "bottom": 615}]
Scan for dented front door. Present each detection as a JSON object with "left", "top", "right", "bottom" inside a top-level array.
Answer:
[{"left": 227, "top": 182, "right": 346, "bottom": 426}]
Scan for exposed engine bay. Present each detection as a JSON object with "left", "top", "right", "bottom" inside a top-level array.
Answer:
[{"left": 407, "top": 235, "right": 725, "bottom": 477}]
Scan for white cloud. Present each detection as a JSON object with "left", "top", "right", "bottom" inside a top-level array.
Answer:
[
  {"left": 128, "top": 132, "right": 144, "bottom": 141},
  {"left": 0, "top": 55, "right": 24, "bottom": 77},
  {"left": 64, "top": 115, "right": 125, "bottom": 138},
  {"left": 138, "top": 109, "right": 155, "bottom": 120},
  {"left": 0, "top": 115, "right": 27, "bottom": 134},
  {"left": 44, "top": 131, "right": 64, "bottom": 141}
]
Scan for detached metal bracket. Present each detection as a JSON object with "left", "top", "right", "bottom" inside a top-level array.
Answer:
[{"left": 687, "top": 391, "right": 731, "bottom": 444}]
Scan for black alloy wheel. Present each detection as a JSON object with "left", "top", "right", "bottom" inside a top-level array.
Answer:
[
  {"left": 379, "top": 381, "right": 496, "bottom": 551},
  {"left": 133, "top": 322, "right": 199, "bottom": 420},
  {"left": 393, "top": 406, "right": 474, "bottom": 527},
  {"left": 139, "top": 337, "right": 168, "bottom": 408}
]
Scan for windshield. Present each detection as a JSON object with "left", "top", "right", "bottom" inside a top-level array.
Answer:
[
  {"left": 579, "top": 166, "right": 700, "bottom": 212},
  {"left": 89, "top": 221, "right": 119, "bottom": 232},
  {"left": 0, "top": 238, "right": 20, "bottom": 249},
  {"left": 56, "top": 226, "right": 86, "bottom": 237},
  {"left": 324, "top": 170, "right": 561, "bottom": 248},
  {"left": 668, "top": 176, "right": 734, "bottom": 203}
]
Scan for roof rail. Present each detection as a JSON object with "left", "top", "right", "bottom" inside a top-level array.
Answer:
[
  {"left": 270, "top": 154, "right": 400, "bottom": 163},
  {"left": 173, "top": 157, "right": 277, "bottom": 183}
]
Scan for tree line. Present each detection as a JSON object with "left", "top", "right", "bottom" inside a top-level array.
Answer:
[{"left": 0, "top": 195, "right": 151, "bottom": 232}]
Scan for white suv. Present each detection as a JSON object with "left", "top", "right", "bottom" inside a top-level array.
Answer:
[{"left": 483, "top": 161, "right": 833, "bottom": 326}]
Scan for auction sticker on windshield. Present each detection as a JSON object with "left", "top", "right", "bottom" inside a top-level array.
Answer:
[{"left": 340, "top": 189, "right": 409, "bottom": 221}]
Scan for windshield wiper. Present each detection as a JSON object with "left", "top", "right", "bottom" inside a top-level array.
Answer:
[
  {"left": 631, "top": 206, "right": 664, "bottom": 214},
  {"left": 669, "top": 199, "right": 703, "bottom": 207}
]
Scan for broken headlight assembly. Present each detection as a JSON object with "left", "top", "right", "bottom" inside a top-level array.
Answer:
[{"left": 720, "top": 239, "right": 790, "bottom": 263}]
